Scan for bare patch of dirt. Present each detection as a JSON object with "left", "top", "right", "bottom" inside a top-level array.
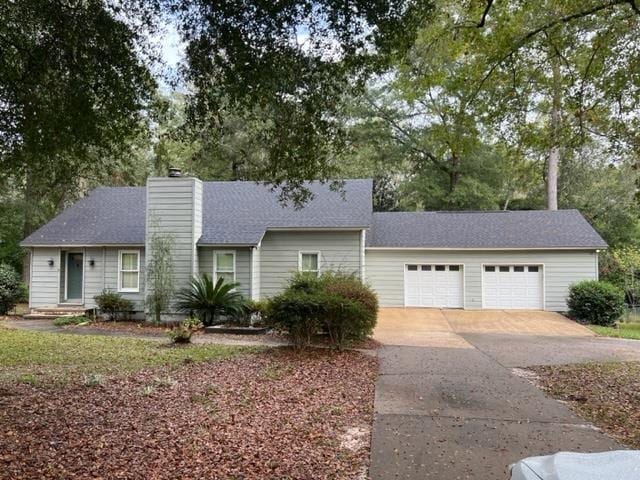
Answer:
[
  {"left": 0, "top": 348, "right": 378, "bottom": 479},
  {"left": 530, "top": 362, "right": 640, "bottom": 448}
]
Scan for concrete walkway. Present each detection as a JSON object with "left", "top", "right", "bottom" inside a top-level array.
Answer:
[{"left": 370, "top": 309, "right": 640, "bottom": 479}]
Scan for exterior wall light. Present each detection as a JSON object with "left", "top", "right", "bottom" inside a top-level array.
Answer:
[
  {"left": 47, "top": 258, "right": 54, "bottom": 266},
  {"left": 89, "top": 258, "right": 95, "bottom": 266}
]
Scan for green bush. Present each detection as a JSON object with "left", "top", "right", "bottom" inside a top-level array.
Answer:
[
  {"left": 268, "top": 291, "right": 325, "bottom": 348},
  {"left": 94, "top": 289, "right": 135, "bottom": 321},
  {"left": 267, "top": 271, "right": 379, "bottom": 349},
  {"left": 0, "top": 263, "right": 22, "bottom": 315},
  {"left": 175, "top": 274, "right": 246, "bottom": 326},
  {"left": 321, "top": 272, "right": 378, "bottom": 340},
  {"left": 238, "top": 299, "right": 270, "bottom": 326},
  {"left": 53, "top": 315, "right": 89, "bottom": 326},
  {"left": 167, "top": 317, "right": 203, "bottom": 344},
  {"left": 567, "top": 280, "right": 625, "bottom": 326}
]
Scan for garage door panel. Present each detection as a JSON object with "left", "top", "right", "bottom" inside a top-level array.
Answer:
[
  {"left": 483, "top": 265, "right": 542, "bottom": 310},
  {"left": 404, "top": 264, "right": 463, "bottom": 308}
]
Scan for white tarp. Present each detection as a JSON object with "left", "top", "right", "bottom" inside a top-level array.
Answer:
[{"left": 510, "top": 451, "right": 640, "bottom": 480}]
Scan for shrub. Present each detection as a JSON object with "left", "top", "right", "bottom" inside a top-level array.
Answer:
[
  {"left": 146, "top": 220, "right": 175, "bottom": 324},
  {"left": 288, "top": 271, "right": 324, "bottom": 293},
  {"left": 94, "top": 289, "right": 135, "bottom": 321},
  {"left": 167, "top": 317, "right": 202, "bottom": 344},
  {"left": 17, "top": 282, "right": 29, "bottom": 303},
  {"left": 175, "top": 274, "right": 246, "bottom": 326},
  {"left": 0, "top": 263, "right": 22, "bottom": 315},
  {"left": 268, "top": 291, "right": 325, "bottom": 348},
  {"left": 267, "top": 271, "right": 379, "bottom": 349},
  {"left": 321, "top": 272, "right": 378, "bottom": 339},
  {"left": 243, "top": 299, "right": 270, "bottom": 326},
  {"left": 567, "top": 280, "right": 625, "bottom": 326},
  {"left": 53, "top": 315, "right": 88, "bottom": 326}
]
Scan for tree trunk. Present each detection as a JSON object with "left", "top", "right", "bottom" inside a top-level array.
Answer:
[{"left": 547, "top": 53, "right": 562, "bottom": 211}]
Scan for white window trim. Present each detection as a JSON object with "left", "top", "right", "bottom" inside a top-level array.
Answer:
[
  {"left": 118, "top": 249, "right": 140, "bottom": 293},
  {"left": 298, "top": 251, "right": 321, "bottom": 276},
  {"left": 213, "top": 250, "right": 236, "bottom": 283}
]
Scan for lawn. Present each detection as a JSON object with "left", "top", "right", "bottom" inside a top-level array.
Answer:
[
  {"left": 0, "top": 328, "right": 377, "bottom": 479},
  {"left": 531, "top": 362, "right": 640, "bottom": 448},
  {"left": 0, "top": 327, "right": 256, "bottom": 384},
  {"left": 589, "top": 322, "right": 640, "bottom": 340}
]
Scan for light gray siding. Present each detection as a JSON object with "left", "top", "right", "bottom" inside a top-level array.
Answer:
[
  {"left": 30, "top": 247, "right": 146, "bottom": 310},
  {"left": 30, "top": 248, "right": 60, "bottom": 308},
  {"left": 146, "top": 177, "right": 203, "bottom": 313},
  {"left": 259, "top": 230, "right": 362, "bottom": 297},
  {"left": 84, "top": 248, "right": 146, "bottom": 310},
  {"left": 198, "top": 247, "right": 251, "bottom": 298},
  {"left": 365, "top": 249, "right": 599, "bottom": 311}
]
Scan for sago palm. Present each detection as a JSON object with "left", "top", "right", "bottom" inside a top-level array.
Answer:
[{"left": 175, "top": 274, "right": 246, "bottom": 326}]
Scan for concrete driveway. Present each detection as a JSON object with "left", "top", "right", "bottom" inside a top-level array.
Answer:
[{"left": 370, "top": 308, "right": 640, "bottom": 479}]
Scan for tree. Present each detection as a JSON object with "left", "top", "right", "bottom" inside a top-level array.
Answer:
[
  {"left": 146, "top": 220, "right": 175, "bottom": 324},
  {"left": 171, "top": 0, "right": 434, "bottom": 202},
  {"left": 0, "top": 0, "right": 158, "bottom": 275}
]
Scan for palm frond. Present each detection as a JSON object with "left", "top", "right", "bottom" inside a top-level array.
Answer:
[{"left": 175, "top": 273, "right": 246, "bottom": 326}]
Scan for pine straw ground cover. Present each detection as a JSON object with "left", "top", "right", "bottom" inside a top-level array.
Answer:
[
  {"left": 0, "top": 328, "right": 378, "bottom": 479},
  {"left": 530, "top": 362, "right": 640, "bottom": 448}
]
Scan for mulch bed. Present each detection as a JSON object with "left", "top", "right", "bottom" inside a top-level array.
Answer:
[
  {"left": 530, "top": 361, "right": 640, "bottom": 448},
  {"left": 0, "top": 348, "right": 378, "bottom": 479}
]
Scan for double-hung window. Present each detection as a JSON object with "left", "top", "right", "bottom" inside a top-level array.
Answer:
[
  {"left": 299, "top": 252, "right": 320, "bottom": 277},
  {"left": 118, "top": 250, "right": 140, "bottom": 292},
  {"left": 214, "top": 251, "right": 236, "bottom": 283}
]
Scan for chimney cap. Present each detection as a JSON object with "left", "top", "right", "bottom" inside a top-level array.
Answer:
[{"left": 168, "top": 167, "right": 182, "bottom": 178}]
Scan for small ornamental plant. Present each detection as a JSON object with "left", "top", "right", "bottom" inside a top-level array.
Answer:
[{"left": 167, "top": 317, "right": 203, "bottom": 344}]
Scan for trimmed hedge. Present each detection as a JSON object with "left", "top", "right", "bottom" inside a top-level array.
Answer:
[
  {"left": 267, "top": 272, "right": 379, "bottom": 349},
  {"left": 567, "top": 280, "right": 624, "bottom": 327}
]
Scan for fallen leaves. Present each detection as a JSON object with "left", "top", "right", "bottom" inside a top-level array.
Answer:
[
  {"left": 530, "top": 361, "right": 640, "bottom": 448},
  {"left": 0, "top": 348, "right": 377, "bottom": 479}
]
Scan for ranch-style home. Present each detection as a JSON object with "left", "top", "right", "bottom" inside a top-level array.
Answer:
[{"left": 21, "top": 171, "right": 607, "bottom": 317}]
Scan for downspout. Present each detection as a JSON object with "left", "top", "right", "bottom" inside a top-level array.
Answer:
[{"left": 360, "top": 230, "right": 366, "bottom": 281}]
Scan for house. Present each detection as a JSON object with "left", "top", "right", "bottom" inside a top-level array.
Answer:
[{"left": 20, "top": 171, "right": 607, "bottom": 317}]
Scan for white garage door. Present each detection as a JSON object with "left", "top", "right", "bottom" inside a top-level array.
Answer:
[
  {"left": 405, "top": 264, "right": 463, "bottom": 308},
  {"left": 483, "top": 265, "right": 543, "bottom": 309}
]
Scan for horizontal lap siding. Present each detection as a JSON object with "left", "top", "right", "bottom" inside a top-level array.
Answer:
[
  {"left": 30, "top": 248, "right": 60, "bottom": 307},
  {"left": 84, "top": 248, "right": 146, "bottom": 310},
  {"left": 260, "top": 231, "right": 361, "bottom": 298},
  {"left": 146, "top": 178, "right": 202, "bottom": 315},
  {"left": 198, "top": 248, "right": 251, "bottom": 298},
  {"left": 365, "top": 250, "right": 598, "bottom": 311}
]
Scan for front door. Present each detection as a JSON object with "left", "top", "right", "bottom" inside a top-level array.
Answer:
[{"left": 66, "top": 252, "right": 83, "bottom": 302}]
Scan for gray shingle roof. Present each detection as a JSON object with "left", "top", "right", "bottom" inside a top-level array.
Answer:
[
  {"left": 367, "top": 210, "right": 607, "bottom": 249},
  {"left": 21, "top": 180, "right": 373, "bottom": 247},
  {"left": 21, "top": 187, "right": 146, "bottom": 246},
  {"left": 200, "top": 180, "right": 373, "bottom": 245}
]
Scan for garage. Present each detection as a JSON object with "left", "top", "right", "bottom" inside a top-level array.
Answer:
[
  {"left": 405, "top": 264, "right": 463, "bottom": 308},
  {"left": 482, "top": 265, "right": 543, "bottom": 309}
]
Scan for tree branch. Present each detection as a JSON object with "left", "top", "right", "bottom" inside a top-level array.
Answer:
[
  {"left": 465, "top": 0, "right": 639, "bottom": 108},
  {"left": 477, "top": 0, "right": 494, "bottom": 27}
]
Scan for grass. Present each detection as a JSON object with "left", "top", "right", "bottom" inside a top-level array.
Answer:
[
  {"left": 53, "top": 315, "right": 89, "bottom": 326},
  {"left": 589, "top": 322, "right": 640, "bottom": 340},
  {"left": 0, "top": 327, "right": 260, "bottom": 384}
]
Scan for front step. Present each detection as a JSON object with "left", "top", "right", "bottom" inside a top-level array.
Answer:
[{"left": 24, "top": 306, "right": 89, "bottom": 320}]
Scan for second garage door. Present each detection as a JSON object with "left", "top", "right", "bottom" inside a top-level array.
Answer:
[
  {"left": 483, "top": 265, "right": 543, "bottom": 309},
  {"left": 405, "top": 264, "right": 463, "bottom": 308}
]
